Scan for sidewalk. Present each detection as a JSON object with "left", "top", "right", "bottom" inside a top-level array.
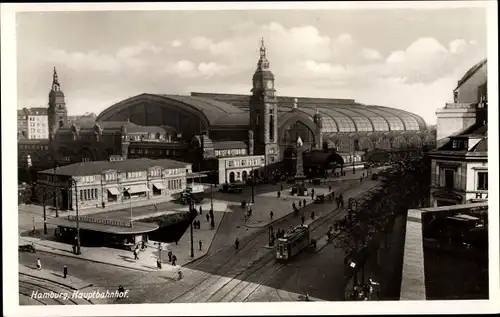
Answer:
[
  {"left": 19, "top": 264, "right": 92, "bottom": 291},
  {"left": 245, "top": 176, "right": 375, "bottom": 229},
  {"left": 19, "top": 201, "right": 228, "bottom": 272}
]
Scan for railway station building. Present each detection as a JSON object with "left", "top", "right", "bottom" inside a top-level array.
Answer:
[{"left": 23, "top": 39, "right": 435, "bottom": 184}]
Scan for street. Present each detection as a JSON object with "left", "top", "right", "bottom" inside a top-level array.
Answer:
[{"left": 18, "top": 177, "right": 377, "bottom": 304}]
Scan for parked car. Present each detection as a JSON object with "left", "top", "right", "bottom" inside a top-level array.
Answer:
[
  {"left": 19, "top": 243, "right": 36, "bottom": 253},
  {"left": 219, "top": 182, "right": 245, "bottom": 193}
]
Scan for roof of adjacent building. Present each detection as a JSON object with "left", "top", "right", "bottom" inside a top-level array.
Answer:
[
  {"left": 456, "top": 58, "right": 487, "bottom": 90},
  {"left": 471, "top": 137, "right": 487, "bottom": 152},
  {"left": 58, "top": 120, "right": 174, "bottom": 134},
  {"left": 46, "top": 217, "right": 159, "bottom": 235},
  {"left": 38, "top": 158, "right": 190, "bottom": 176},
  {"left": 18, "top": 107, "right": 48, "bottom": 116},
  {"left": 212, "top": 140, "right": 248, "bottom": 150},
  {"left": 97, "top": 92, "right": 427, "bottom": 132}
]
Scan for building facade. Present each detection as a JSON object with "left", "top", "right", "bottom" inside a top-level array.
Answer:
[
  {"left": 22, "top": 40, "right": 435, "bottom": 185},
  {"left": 37, "top": 157, "right": 192, "bottom": 211},
  {"left": 17, "top": 107, "right": 49, "bottom": 139},
  {"left": 430, "top": 59, "right": 488, "bottom": 207},
  {"left": 436, "top": 59, "right": 487, "bottom": 143}
]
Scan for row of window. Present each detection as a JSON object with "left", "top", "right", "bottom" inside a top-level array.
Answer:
[
  {"left": 81, "top": 175, "right": 96, "bottom": 183},
  {"left": 168, "top": 179, "right": 182, "bottom": 190},
  {"left": 80, "top": 188, "right": 98, "bottom": 201},
  {"left": 215, "top": 149, "right": 247, "bottom": 157},
  {"left": 226, "top": 157, "right": 265, "bottom": 168},
  {"left": 129, "top": 148, "right": 180, "bottom": 156},
  {"left": 440, "top": 169, "right": 488, "bottom": 191},
  {"left": 29, "top": 122, "right": 47, "bottom": 127},
  {"left": 19, "top": 144, "right": 50, "bottom": 150},
  {"left": 127, "top": 171, "right": 146, "bottom": 179},
  {"left": 104, "top": 168, "right": 184, "bottom": 182}
]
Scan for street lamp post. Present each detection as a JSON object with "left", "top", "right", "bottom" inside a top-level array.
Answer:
[
  {"left": 189, "top": 198, "right": 195, "bottom": 258},
  {"left": 68, "top": 178, "right": 81, "bottom": 255},
  {"left": 42, "top": 187, "right": 47, "bottom": 235},
  {"left": 53, "top": 163, "right": 59, "bottom": 218},
  {"left": 210, "top": 181, "right": 214, "bottom": 213},
  {"left": 251, "top": 169, "right": 255, "bottom": 204}
]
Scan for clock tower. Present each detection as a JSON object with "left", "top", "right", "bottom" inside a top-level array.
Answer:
[
  {"left": 47, "top": 67, "right": 68, "bottom": 138},
  {"left": 249, "top": 38, "right": 279, "bottom": 165}
]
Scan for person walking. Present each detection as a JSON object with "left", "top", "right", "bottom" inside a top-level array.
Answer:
[
  {"left": 303, "top": 199, "right": 307, "bottom": 207},
  {"left": 199, "top": 206, "right": 203, "bottom": 215},
  {"left": 63, "top": 265, "right": 68, "bottom": 278},
  {"left": 157, "top": 259, "right": 162, "bottom": 269},
  {"left": 277, "top": 190, "right": 281, "bottom": 199},
  {"left": 199, "top": 240, "right": 203, "bottom": 251},
  {"left": 36, "top": 258, "right": 41, "bottom": 270},
  {"left": 328, "top": 185, "right": 332, "bottom": 192},
  {"left": 177, "top": 269, "right": 183, "bottom": 280},
  {"left": 292, "top": 202, "right": 296, "bottom": 210},
  {"left": 206, "top": 213, "right": 210, "bottom": 222},
  {"left": 235, "top": 238, "right": 240, "bottom": 251},
  {"left": 133, "top": 248, "right": 139, "bottom": 260},
  {"left": 299, "top": 200, "right": 302, "bottom": 208},
  {"left": 270, "top": 210, "right": 274, "bottom": 221},
  {"left": 168, "top": 251, "right": 173, "bottom": 262},
  {"left": 171, "top": 254, "right": 177, "bottom": 266}
]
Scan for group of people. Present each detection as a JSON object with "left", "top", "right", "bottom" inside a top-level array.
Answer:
[
  {"left": 336, "top": 194, "right": 345, "bottom": 208},
  {"left": 193, "top": 219, "right": 202, "bottom": 229}
]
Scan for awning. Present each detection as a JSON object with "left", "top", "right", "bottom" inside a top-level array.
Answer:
[
  {"left": 153, "top": 183, "right": 165, "bottom": 190},
  {"left": 107, "top": 187, "right": 120, "bottom": 196},
  {"left": 126, "top": 184, "right": 149, "bottom": 194}
]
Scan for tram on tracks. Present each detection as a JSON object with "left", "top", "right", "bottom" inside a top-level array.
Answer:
[{"left": 276, "top": 225, "right": 310, "bottom": 261}]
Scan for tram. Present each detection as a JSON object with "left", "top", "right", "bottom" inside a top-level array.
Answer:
[{"left": 276, "top": 225, "right": 310, "bottom": 261}]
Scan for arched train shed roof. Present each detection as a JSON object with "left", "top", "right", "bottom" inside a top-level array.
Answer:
[{"left": 97, "top": 93, "right": 427, "bottom": 132}]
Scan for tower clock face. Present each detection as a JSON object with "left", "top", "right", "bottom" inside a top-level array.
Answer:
[{"left": 266, "top": 80, "right": 273, "bottom": 89}]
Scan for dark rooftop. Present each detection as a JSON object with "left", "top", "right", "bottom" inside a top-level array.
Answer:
[
  {"left": 46, "top": 217, "right": 159, "bottom": 235},
  {"left": 456, "top": 58, "right": 487, "bottom": 90},
  {"left": 212, "top": 140, "right": 248, "bottom": 150},
  {"left": 38, "top": 158, "right": 190, "bottom": 176}
]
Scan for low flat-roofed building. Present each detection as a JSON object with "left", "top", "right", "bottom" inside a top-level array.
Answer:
[
  {"left": 36, "top": 157, "right": 193, "bottom": 211},
  {"left": 400, "top": 202, "right": 488, "bottom": 300}
]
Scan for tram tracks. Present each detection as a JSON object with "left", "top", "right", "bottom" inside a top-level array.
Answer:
[{"left": 169, "top": 180, "right": 379, "bottom": 303}]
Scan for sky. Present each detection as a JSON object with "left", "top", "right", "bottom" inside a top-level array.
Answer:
[{"left": 16, "top": 7, "right": 487, "bottom": 124}]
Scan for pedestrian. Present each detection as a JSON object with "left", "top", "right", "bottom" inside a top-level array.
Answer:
[
  {"left": 134, "top": 248, "right": 139, "bottom": 260},
  {"left": 199, "top": 206, "right": 203, "bottom": 215},
  {"left": 299, "top": 200, "right": 302, "bottom": 208},
  {"left": 157, "top": 259, "right": 162, "bottom": 269},
  {"left": 168, "top": 251, "right": 173, "bottom": 262},
  {"left": 311, "top": 211, "right": 315, "bottom": 219},
  {"left": 177, "top": 269, "right": 183, "bottom": 280},
  {"left": 199, "top": 240, "right": 203, "bottom": 251},
  {"left": 360, "top": 177, "right": 363, "bottom": 183},
  {"left": 206, "top": 213, "right": 210, "bottom": 222},
  {"left": 102, "top": 201, "right": 105, "bottom": 209},
  {"left": 301, "top": 215, "right": 305, "bottom": 226},
  {"left": 235, "top": 238, "right": 240, "bottom": 250},
  {"left": 292, "top": 202, "right": 296, "bottom": 210},
  {"left": 36, "top": 258, "right": 41, "bottom": 270},
  {"left": 270, "top": 210, "right": 274, "bottom": 220},
  {"left": 311, "top": 192, "right": 314, "bottom": 200},
  {"left": 277, "top": 191, "right": 281, "bottom": 198},
  {"left": 311, "top": 188, "right": 315, "bottom": 196},
  {"left": 328, "top": 185, "right": 332, "bottom": 192},
  {"left": 303, "top": 199, "right": 307, "bottom": 207},
  {"left": 72, "top": 245, "right": 76, "bottom": 254},
  {"left": 63, "top": 265, "right": 68, "bottom": 278},
  {"left": 171, "top": 254, "right": 177, "bottom": 266}
]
